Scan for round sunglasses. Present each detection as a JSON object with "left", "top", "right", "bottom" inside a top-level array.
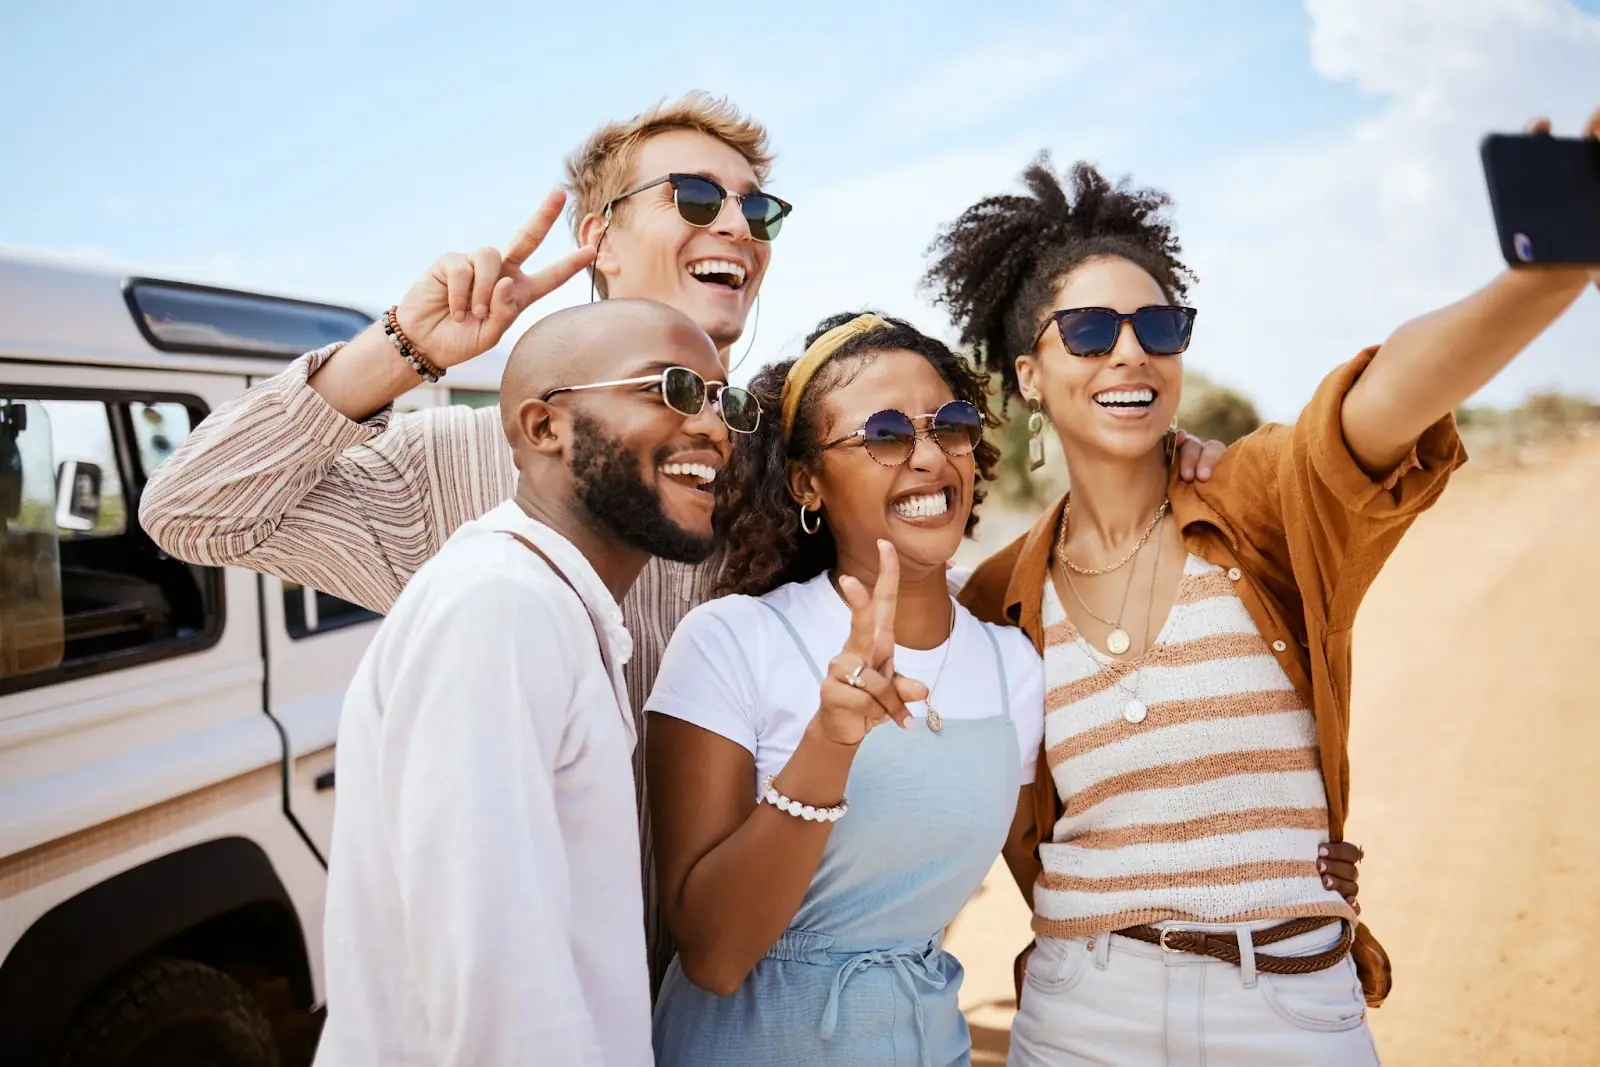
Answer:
[
  {"left": 1034, "top": 305, "right": 1197, "bottom": 357},
  {"left": 542, "top": 365, "right": 761, "bottom": 434},
  {"left": 820, "top": 400, "right": 984, "bottom": 467},
  {"left": 606, "top": 173, "right": 793, "bottom": 243}
]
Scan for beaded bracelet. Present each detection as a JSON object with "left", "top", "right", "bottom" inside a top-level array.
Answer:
[
  {"left": 382, "top": 306, "right": 445, "bottom": 384},
  {"left": 760, "top": 775, "right": 848, "bottom": 823}
]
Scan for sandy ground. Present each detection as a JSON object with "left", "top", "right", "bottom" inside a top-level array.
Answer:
[{"left": 946, "top": 437, "right": 1600, "bottom": 1066}]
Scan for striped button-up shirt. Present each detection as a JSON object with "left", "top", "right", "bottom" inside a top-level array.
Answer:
[{"left": 139, "top": 343, "right": 705, "bottom": 989}]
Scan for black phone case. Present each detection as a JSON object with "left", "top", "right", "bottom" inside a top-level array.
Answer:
[{"left": 1480, "top": 134, "right": 1600, "bottom": 268}]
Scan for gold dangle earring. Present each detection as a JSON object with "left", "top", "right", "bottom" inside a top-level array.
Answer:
[
  {"left": 1027, "top": 398, "right": 1048, "bottom": 472},
  {"left": 1162, "top": 416, "right": 1179, "bottom": 467}
]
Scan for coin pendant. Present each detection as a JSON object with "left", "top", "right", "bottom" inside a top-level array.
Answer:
[
  {"left": 1124, "top": 699, "right": 1148, "bottom": 724},
  {"left": 926, "top": 705, "right": 944, "bottom": 733},
  {"left": 1106, "top": 628, "right": 1131, "bottom": 655}
]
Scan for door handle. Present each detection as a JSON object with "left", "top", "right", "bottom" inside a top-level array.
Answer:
[{"left": 314, "top": 769, "right": 336, "bottom": 792}]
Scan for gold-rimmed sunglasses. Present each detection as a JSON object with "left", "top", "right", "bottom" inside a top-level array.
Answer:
[{"left": 542, "top": 366, "right": 762, "bottom": 434}]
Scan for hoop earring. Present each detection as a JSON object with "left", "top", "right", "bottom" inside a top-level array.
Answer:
[
  {"left": 1026, "top": 398, "right": 1047, "bottom": 472},
  {"left": 727, "top": 293, "right": 760, "bottom": 375},
  {"left": 798, "top": 502, "right": 821, "bottom": 535}
]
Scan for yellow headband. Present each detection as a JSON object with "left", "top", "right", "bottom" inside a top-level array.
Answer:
[{"left": 779, "top": 314, "right": 892, "bottom": 439}]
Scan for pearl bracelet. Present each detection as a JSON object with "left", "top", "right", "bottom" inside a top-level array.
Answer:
[{"left": 760, "top": 775, "right": 848, "bottom": 823}]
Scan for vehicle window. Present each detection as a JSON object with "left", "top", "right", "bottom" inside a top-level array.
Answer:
[
  {"left": 127, "top": 280, "right": 371, "bottom": 357},
  {"left": 282, "top": 582, "right": 379, "bottom": 639},
  {"left": 0, "top": 392, "right": 221, "bottom": 693},
  {"left": 128, "top": 401, "right": 194, "bottom": 476},
  {"left": 449, "top": 389, "right": 499, "bottom": 410}
]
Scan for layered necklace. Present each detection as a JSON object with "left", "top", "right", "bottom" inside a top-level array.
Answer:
[
  {"left": 1054, "top": 497, "right": 1169, "bottom": 655},
  {"left": 1056, "top": 499, "right": 1170, "bottom": 726}
]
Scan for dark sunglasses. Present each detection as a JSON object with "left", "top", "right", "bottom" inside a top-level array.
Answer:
[
  {"left": 542, "top": 365, "right": 761, "bottom": 434},
  {"left": 819, "top": 400, "right": 984, "bottom": 467},
  {"left": 1033, "top": 305, "right": 1197, "bottom": 357},
  {"left": 606, "top": 173, "right": 793, "bottom": 242}
]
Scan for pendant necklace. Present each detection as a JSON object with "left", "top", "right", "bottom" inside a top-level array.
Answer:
[
  {"left": 917, "top": 599, "right": 958, "bottom": 733},
  {"left": 1055, "top": 498, "right": 1168, "bottom": 656},
  {"left": 1082, "top": 512, "right": 1167, "bottom": 725}
]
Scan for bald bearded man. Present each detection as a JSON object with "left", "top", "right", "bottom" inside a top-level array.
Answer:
[{"left": 314, "top": 299, "right": 733, "bottom": 1067}]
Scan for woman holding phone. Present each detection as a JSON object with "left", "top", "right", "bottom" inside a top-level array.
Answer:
[
  {"left": 926, "top": 108, "right": 1599, "bottom": 1065},
  {"left": 641, "top": 311, "right": 1363, "bottom": 1065}
]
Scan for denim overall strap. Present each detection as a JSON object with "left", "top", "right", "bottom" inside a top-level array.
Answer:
[
  {"left": 758, "top": 600, "right": 826, "bottom": 684},
  {"left": 978, "top": 621, "right": 1011, "bottom": 722}
]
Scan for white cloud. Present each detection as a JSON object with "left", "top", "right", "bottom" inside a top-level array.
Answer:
[
  {"left": 737, "top": 0, "right": 1600, "bottom": 421},
  {"left": 1174, "top": 0, "right": 1600, "bottom": 417}
]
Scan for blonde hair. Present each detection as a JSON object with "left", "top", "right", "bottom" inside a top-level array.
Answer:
[{"left": 565, "top": 91, "right": 774, "bottom": 298}]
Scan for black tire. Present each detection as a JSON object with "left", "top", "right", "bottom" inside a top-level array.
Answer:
[{"left": 55, "top": 956, "right": 280, "bottom": 1067}]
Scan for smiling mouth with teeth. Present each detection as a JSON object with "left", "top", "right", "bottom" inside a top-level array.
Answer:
[
  {"left": 891, "top": 488, "right": 953, "bottom": 520},
  {"left": 1093, "top": 387, "right": 1157, "bottom": 410},
  {"left": 687, "top": 259, "right": 747, "bottom": 290},
  {"left": 660, "top": 461, "right": 719, "bottom": 493}
]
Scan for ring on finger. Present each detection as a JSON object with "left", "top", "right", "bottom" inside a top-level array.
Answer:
[{"left": 845, "top": 664, "right": 866, "bottom": 689}]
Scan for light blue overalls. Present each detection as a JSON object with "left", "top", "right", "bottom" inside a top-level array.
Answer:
[{"left": 652, "top": 601, "right": 1022, "bottom": 1067}]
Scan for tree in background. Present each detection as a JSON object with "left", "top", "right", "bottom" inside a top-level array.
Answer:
[{"left": 1177, "top": 370, "right": 1262, "bottom": 447}]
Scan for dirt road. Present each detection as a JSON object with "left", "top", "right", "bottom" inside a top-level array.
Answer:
[{"left": 948, "top": 437, "right": 1600, "bottom": 1066}]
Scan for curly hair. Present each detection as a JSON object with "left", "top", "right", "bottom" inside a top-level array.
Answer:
[
  {"left": 714, "top": 312, "right": 1000, "bottom": 598},
  {"left": 921, "top": 154, "right": 1196, "bottom": 398}
]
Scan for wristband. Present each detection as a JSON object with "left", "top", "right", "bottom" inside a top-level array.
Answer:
[{"left": 761, "top": 775, "right": 848, "bottom": 823}]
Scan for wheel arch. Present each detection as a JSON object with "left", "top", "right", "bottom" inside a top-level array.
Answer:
[{"left": 0, "top": 836, "right": 312, "bottom": 1065}]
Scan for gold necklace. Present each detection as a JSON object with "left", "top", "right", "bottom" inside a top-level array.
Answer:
[
  {"left": 1058, "top": 497, "right": 1170, "bottom": 576},
  {"left": 1081, "top": 511, "right": 1168, "bottom": 725},
  {"left": 1058, "top": 559, "right": 1138, "bottom": 655},
  {"left": 914, "top": 599, "right": 958, "bottom": 733}
]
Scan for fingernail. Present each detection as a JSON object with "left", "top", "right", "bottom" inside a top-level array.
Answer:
[
  {"left": 1318, "top": 860, "right": 1327, "bottom": 872},
  {"left": 1318, "top": 846, "right": 1329, "bottom": 857},
  {"left": 473, "top": 304, "right": 488, "bottom": 318},
  {"left": 1323, "top": 876, "right": 1332, "bottom": 888}
]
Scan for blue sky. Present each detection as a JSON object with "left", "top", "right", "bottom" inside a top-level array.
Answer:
[{"left": 3, "top": 0, "right": 1597, "bottom": 417}]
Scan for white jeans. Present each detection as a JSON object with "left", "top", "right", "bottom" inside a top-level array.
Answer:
[{"left": 1008, "top": 920, "right": 1380, "bottom": 1067}]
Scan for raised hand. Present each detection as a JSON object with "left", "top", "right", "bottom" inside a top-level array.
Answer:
[
  {"left": 1525, "top": 106, "right": 1600, "bottom": 288},
  {"left": 393, "top": 188, "right": 598, "bottom": 369},
  {"left": 814, "top": 541, "right": 929, "bottom": 747}
]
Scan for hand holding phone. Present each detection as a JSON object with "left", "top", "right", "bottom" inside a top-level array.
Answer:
[{"left": 1481, "top": 107, "right": 1600, "bottom": 273}]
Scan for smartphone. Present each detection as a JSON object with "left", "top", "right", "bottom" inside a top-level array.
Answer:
[{"left": 1480, "top": 133, "right": 1600, "bottom": 268}]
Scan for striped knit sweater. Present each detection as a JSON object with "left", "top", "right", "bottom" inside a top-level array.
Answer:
[{"left": 1034, "top": 553, "right": 1357, "bottom": 939}]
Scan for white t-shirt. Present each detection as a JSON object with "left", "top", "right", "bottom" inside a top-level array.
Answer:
[{"left": 647, "top": 572, "right": 1045, "bottom": 790}]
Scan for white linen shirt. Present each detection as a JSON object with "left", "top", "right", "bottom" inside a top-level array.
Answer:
[{"left": 313, "top": 500, "right": 652, "bottom": 1067}]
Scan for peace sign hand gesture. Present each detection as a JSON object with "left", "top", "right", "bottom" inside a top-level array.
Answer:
[
  {"left": 393, "top": 188, "right": 598, "bottom": 369},
  {"left": 815, "top": 541, "right": 930, "bottom": 748}
]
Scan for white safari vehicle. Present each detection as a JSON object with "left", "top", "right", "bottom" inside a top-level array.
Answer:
[{"left": 0, "top": 250, "right": 501, "bottom": 1066}]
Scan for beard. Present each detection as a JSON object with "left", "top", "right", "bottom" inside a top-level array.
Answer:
[{"left": 569, "top": 412, "right": 718, "bottom": 565}]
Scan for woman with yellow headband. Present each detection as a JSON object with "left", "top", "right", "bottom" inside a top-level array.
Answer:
[{"left": 643, "top": 310, "right": 1047, "bottom": 1066}]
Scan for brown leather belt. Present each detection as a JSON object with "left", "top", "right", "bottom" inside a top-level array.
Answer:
[{"left": 1113, "top": 917, "right": 1353, "bottom": 975}]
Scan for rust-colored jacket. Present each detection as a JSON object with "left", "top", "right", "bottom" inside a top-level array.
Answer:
[{"left": 958, "top": 348, "right": 1466, "bottom": 1007}]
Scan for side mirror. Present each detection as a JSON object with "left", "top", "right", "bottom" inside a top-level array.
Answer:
[{"left": 55, "top": 460, "right": 103, "bottom": 532}]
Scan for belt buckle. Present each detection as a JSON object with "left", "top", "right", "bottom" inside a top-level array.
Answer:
[{"left": 1158, "top": 928, "right": 1182, "bottom": 954}]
